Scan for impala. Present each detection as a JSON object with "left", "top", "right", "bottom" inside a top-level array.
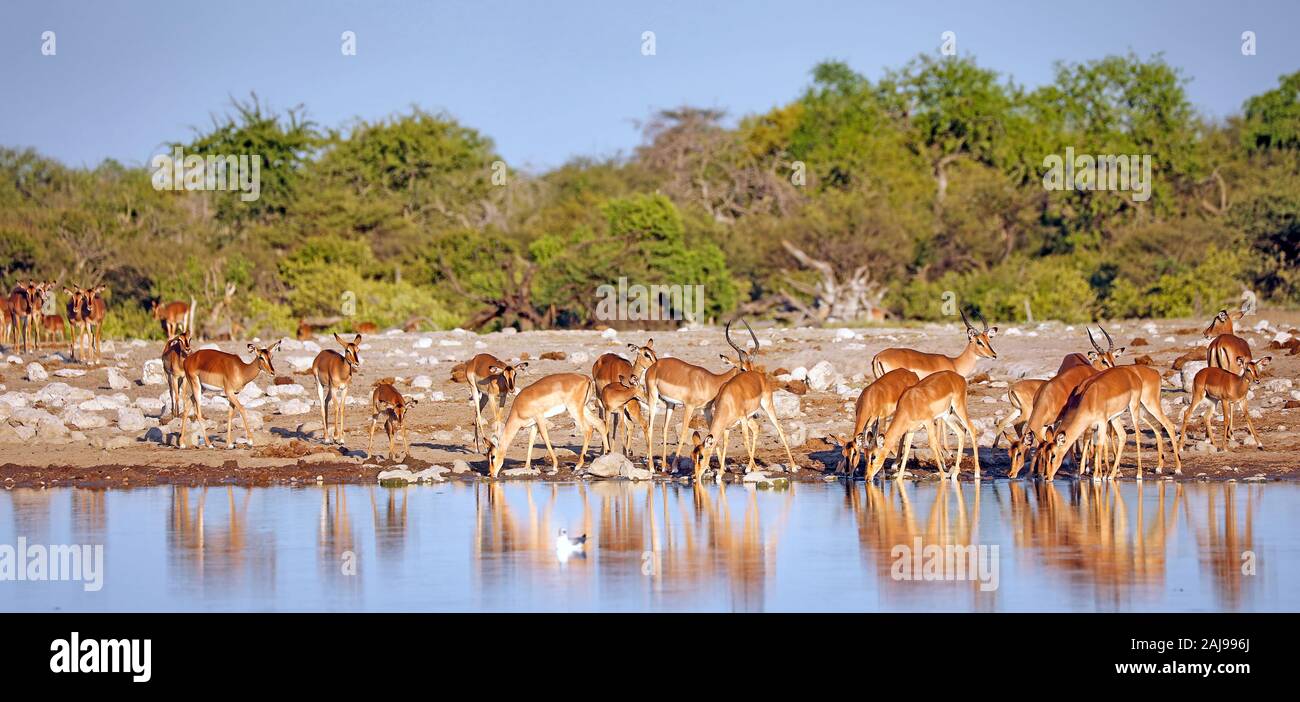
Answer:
[
  {"left": 597, "top": 373, "right": 649, "bottom": 457},
  {"left": 367, "top": 381, "right": 417, "bottom": 461},
  {"left": 592, "top": 339, "right": 657, "bottom": 450},
  {"left": 64, "top": 286, "right": 87, "bottom": 361},
  {"left": 152, "top": 299, "right": 193, "bottom": 338},
  {"left": 1039, "top": 366, "right": 1144, "bottom": 481},
  {"left": 864, "top": 370, "right": 979, "bottom": 481},
  {"left": 871, "top": 309, "right": 997, "bottom": 380},
  {"left": 1010, "top": 364, "right": 1099, "bottom": 478},
  {"left": 484, "top": 373, "right": 607, "bottom": 478},
  {"left": 1177, "top": 356, "right": 1271, "bottom": 452},
  {"left": 40, "top": 312, "right": 66, "bottom": 349},
  {"left": 312, "top": 333, "right": 362, "bottom": 444},
  {"left": 161, "top": 331, "right": 192, "bottom": 420},
  {"left": 80, "top": 284, "right": 107, "bottom": 363},
  {"left": 992, "top": 378, "right": 1046, "bottom": 451},
  {"left": 459, "top": 353, "right": 528, "bottom": 452},
  {"left": 644, "top": 319, "right": 755, "bottom": 472},
  {"left": 1203, "top": 301, "right": 1250, "bottom": 338},
  {"left": 179, "top": 341, "right": 281, "bottom": 449},
  {"left": 693, "top": 362, "right": 797, "bottom": 481},
  {"left": 1091, "top": 326, "right": 1182, "bottom": 475},
  {"left": 827, "top": 433, "right": 862, "bottom": 476},
  {"left": 7, "top": 281, "right": 37, "bottom": 353},
  {"left": 842, "top": 368, "right": 921, "bottom": 475}
]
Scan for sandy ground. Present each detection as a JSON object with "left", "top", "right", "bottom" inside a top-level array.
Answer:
[{"left": 1, "top": 311, "right": 1297, "bottom": 489}]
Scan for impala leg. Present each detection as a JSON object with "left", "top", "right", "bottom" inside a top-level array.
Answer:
[
  {"left": 740, "top": 417, "right": 756, "bottom": 474},
  {"left": 403, "top": 421, "right": 411, "bottom": 458},
  {"left": 1109, "top": 419, "right": 1127, "bottom": 480},
  {"left": 1241, "top": 400, "right": 1264, "bottom": 450},
  {"left": 387, "top": 421, "right": 396, "bottom": 460},
  {"left": 659, "top": 405, "right": 674, "bottom": 473},
  {"left": 672, "top": 403, "right": 697, "bottom": 466},
  {"left": 645, "top": 389, "right": 659, "bottom": 472},
  {"left": 537, "top": 418, "right": 563, "bottom": 472},
  {"left": 316, "top": 379, "right": 330, "bottom": 443},
  {"left": 925, "top": 419, "right": 947, "bottom": 477},
  {"left": 718, "top": 428, "right": 732, "bottom": 478},
  {"left": 469, "top": 384, "right": 485, "bottom": 453},
  {"left": 334, "top": 386, "right": 348, "bottom": 443},
  {"left": 523, "top": 424, "right": 538, "bottom": 473},
  {"left": 760, "top": 397, "right": 797, "bottom": 470},
  {"left": 367, "top": 413, "right": 379, "bottom": 456},
  {"left": 895, "top": 430, "right": 916, "bottom": 480},
  {"left": 1223, "top": 401, "right": 1234, "bottom": 448},
  {"left": 1151, "top": 403, "right": 1182, "bottom": 474}
]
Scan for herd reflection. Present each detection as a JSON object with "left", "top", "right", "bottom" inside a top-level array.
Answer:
[{"left": 1, "top": 477, "right": 1278, "bottom": 611}]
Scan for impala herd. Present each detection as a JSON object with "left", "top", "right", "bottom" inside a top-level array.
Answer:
[{"left": 0, "top": 280, "right": 1282, "bottom": 483}]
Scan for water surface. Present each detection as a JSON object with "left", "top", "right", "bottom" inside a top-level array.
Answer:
[{"left": 2, "top": 480, "right": 1295, "bottom": 612}]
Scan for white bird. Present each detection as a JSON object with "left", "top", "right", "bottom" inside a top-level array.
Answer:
[{"left": 555, "top": 528, "right": 587, "bottom": 561}]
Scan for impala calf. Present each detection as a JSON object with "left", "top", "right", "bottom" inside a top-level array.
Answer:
[
  {"left": 485, "top": 373, "right": 607, "bottom": 478},
  {"left": 312, "top": 333, "right": 362, "bottom": 443},
  {"left": 597, "top": 373, "right": 649, "bottom": 457},
  {"left": 592, "top": 339, "right": 657, "bottom": 450},
  {"left": 460, "top": 353, "right": 528, "bottom": 452},
  {"left": 180, "top": 341, "right": 281, "bottom": 449},
  {"left": 1178, "top": 357, "right": 1271, "bottom": 452},
  {"left": 161, "top": 331, "right": 193, "bottom": 420},
  {"left": 864, "top": 370, "right": 979, "bottom": 481},
  {"left": 367, "top": 381, "right": 417, "bottom": 461}
]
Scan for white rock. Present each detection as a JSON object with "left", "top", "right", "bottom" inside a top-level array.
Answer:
[
  {"left": 285, "top": 356, "right": 314, "bottom": 373},
  {"left": 807, "top": 360, "right": 837, "bottom": 391},
  {"left": 116, "top": 407, "right": 148, "bottom": 432},
  {"left": 414, "top": 337, "right": 434, "bottom": 349},
  {"left": 137, "top": 397, "right": 166, "bottom": 418},
  {"left": 601, "top": 327, "right": 618, "bottom": 339},
  {"left": 772, "top": 390, "right": 801, "bottom": 419},
  {"left": 106, "top": 366, "right": 131, "bottom": 390},
  {"left": 238, "top": 383, "right": 263, "bottom": 401},
  {"left": 1180, "top": 362, "right": 1208, "bottom": 393},
  {"left": 141, "top": 359, "right": 166, "bottom": 385},
  {"left": 790, "top": 367, "right": 808, "bottom": 381},
  {"left": 1263, "top": 378, "right": 1293, "bottom": 393},
  {"left": 834, "top": 328, "right": 855, "bottom": 341},
  {"left": 412, "top": 375, "right": 433, "bottom": 389},
  {"left": 25, "top": 362, "right": 47, "bottom": 382},
  {"left": 62, "top": 408, "right": 108, "bottom": 430},
  {"left": 6, "top": 355, "right": 22, "bottom": 365},
  {"left": 53, "top": 369, "right": 86, "bottom": 378},
  {"left": 570, "top": 351, "right": 589, "bottom": 364},
  {"left": 278, "top": 398, "right": 311, "bottom": 415},
  {"left": 266, "top": 383, "right": 305, "bottom": 397}
]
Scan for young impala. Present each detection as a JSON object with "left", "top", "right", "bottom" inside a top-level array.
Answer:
[
  {"left": 8, "top": 281, "right": 37, "bottom": 354},
  {"left": 312, "top": 333, "right": 362, "bottom": 444},
  {"left": 840, "top": 368, "right": 921, "bottom": 476},
  {"left": 597, "top": 373, "right": 649, "bottom": 457},
  {"left": 863, "top": 370, "right": 980, "bottom": 481},
  {"left": 592, "top": 339, "right": 657, "bottom": 450},
  {"left": 367, "top": 381, "right": 417, "bottom": 461},
  {"left": 871, "top": 309, "right": 997, "bottom": 380},
  {"left": 179, "top": 341, "right": 281, "bottom": 449},
  {"left": 460, "top": 353, "right": 528, "bottom": 452},
  {"left": 80, "top": 284, "right": 107, "bottom": 363},
  {"left": 161, "top": 331, "right": 193, "bottom": 420},
  {"left": 693, "top": 360, "right": 798, "bottom": 481},
  {"left": 644, "top": 319, "right": 755, "bottom": 472},
  {"left": 1178, "top": 356, "right": 1271, "bottom": 452},
  {"left": 484, "top": 373, "right": 607, "bottom": 478}
]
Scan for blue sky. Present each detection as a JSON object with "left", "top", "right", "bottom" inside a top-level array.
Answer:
[{"left": 2, "top": 0, "right": 1297, "bottom": 172}]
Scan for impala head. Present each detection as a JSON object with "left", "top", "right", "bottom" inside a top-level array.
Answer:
[
  {"left": 627, "top": 339, "right": 658, "bottom": 375},
  {"left": 617, "top": 373, "right": 645, "bottom": 397},
  {"left": 382, "top": 394, "right": 417, "bottom": 424},
  {"left": 1086, "top": 326, "right": 1124, "bottom": 368},
  {"left": 690, "top": 431, "right": 715, "bottom": 473},
  {"left": 1040, "top": 424, "right": 1073, "bottom": 478},
  {"left": 1240, "top": 355, "right": 1272, "bottom": 382},
  {"left": 485, "top": 436, "right": 505, "bottom": 476},
  {"left": 488, "top": 361, "right": 529, "bottom": 395},
  {"left": 960, "top": 308, "right": 998, "bottom": 359},
  {"left": 166, "top": 331, "right": 192, "bottom": 356},
  {"left": 1204, "top": 308, "right": 1242, "bottom": 337},
  {"left": 865, "top": 433, "right": 891, "bottom": 480},
  {"left": 724, "top": 317, "right": 760, "bottom": 370},
  {"left": 830, "top": 433, "right": 861, "bottom": 475},
  {"left": 247, "top": 341, "right": 281, "bottom": 375},
  {"left": 1005, "top": 430, "right": 1031, "bottom": 477},
  {"left": 334, "top": 332, "right": 362, "bottom": 371}
]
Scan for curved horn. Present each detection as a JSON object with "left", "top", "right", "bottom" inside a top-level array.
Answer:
[
  {"left": 1100, "top": 325, "right": 1115, "bottom": 352},
  {"left": 725, "top": 318, "right": 743, "bottom": 358},
  {"left": 741, "top": 317, "right": 759, "bottom": 354},
  {"left": 959, "top": 308, "right": 975, "bottom": 332},
  {"left": 1086, "top": 327, "right": 1103, "bottom": 354},
  {"left": 975, "top": 310, "right": 989, "bottom": 332}
]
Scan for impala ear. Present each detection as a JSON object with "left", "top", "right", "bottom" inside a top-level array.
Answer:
[
  {"left": 247, "top": 344, "right": 257, "bottom": 353},
  {"left": 691, "top": 432, "right": 703, "bottom": 447},
  {"left": 987, "top": 326, "right": 998, "bottom": 337},
  {"left": 646, "top": 338, "right": 654, "bottom": 349},
  {"left": 1258, "top": 356, "right": 1273, "bottom": 369},
  {"left": 488, "top": 365, "right": 504, "bottom": 375},
  {"left": 1054, "top": 433, "right": 1067, "bottom": 447},
  {"left": 513, "top": 362, "right": 529, "bottom": 373},
  {"left": 1087, "top": 351, "right": 1099, "bottom": 361},
  {"left": 873, "top": 434, "right": 884, "bottom": 448},
  {"left": 406, "top": 398, "right": 418, "bottom": 407}
]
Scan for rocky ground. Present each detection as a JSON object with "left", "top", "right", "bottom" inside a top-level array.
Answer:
[{"left": 1, "top": 311, "right": 1298, "bottom": 489}]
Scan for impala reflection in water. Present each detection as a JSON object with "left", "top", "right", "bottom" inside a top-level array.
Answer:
[{"left": 0, "top": 481, "right": 1295, "bottom": 612}]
